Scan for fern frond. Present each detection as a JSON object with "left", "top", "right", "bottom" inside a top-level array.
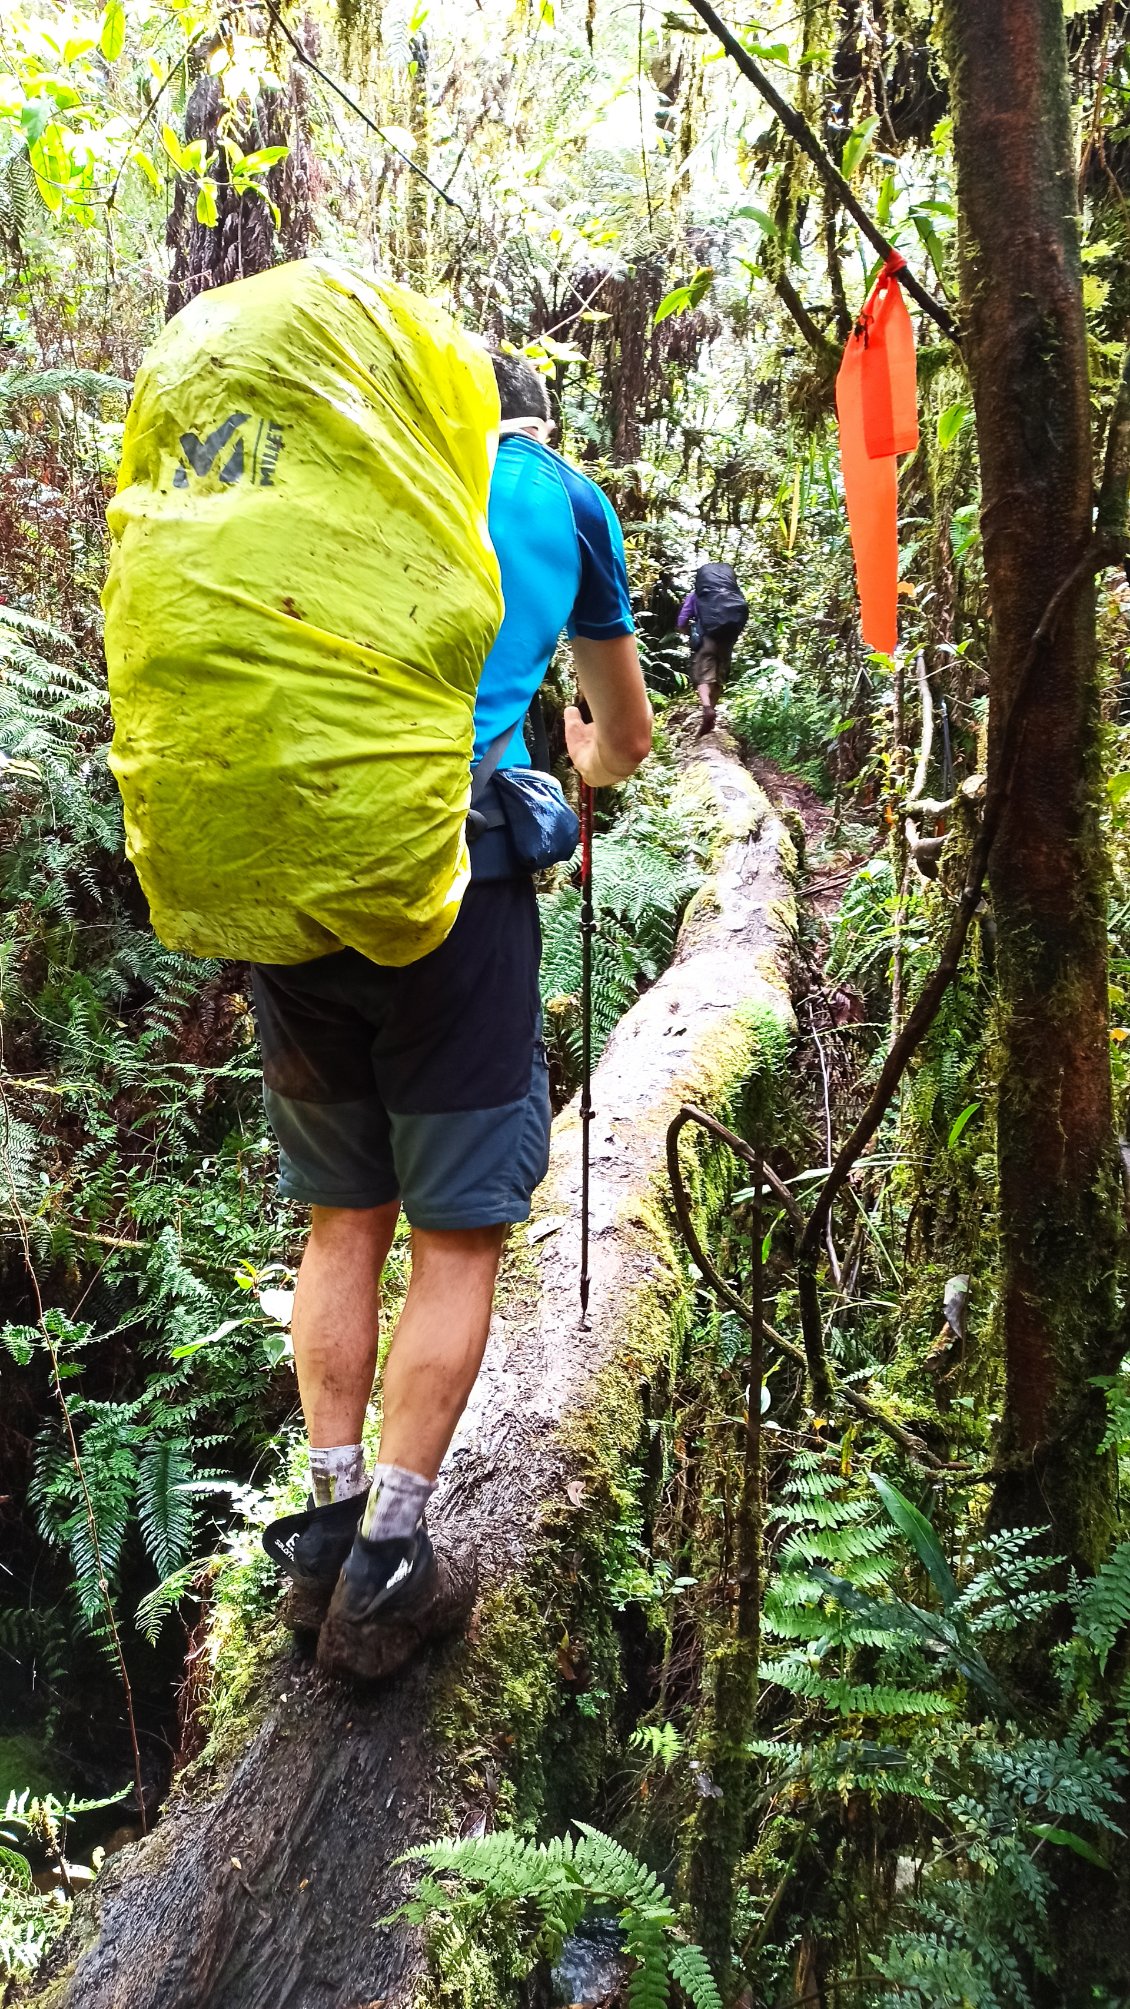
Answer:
[
  {"left": 136, "top": 1442, "right": 197, "bottom": 1578},
  {"left": 1076, "top": 1540, "right": 1130, "bottom": 1671},
  {"left": 668, "top": 1942, "right": 722, "bottom": 2009},
  {"left": 574, "top": 1822, "right": 666, "bottom": 1907},
  {"left": 625, "top": 1912, "right": 672, "bottom": 2009},
  {"left": 759, "top": 1654, "right": 953, "bottom": 1717},
  {"left": 0, "top": 368, "right": 132, "bottom": 403}
]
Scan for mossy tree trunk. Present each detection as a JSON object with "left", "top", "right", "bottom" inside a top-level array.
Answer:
[{"left": 944, "top": 0, "right": 1122, "bottom": 1571}]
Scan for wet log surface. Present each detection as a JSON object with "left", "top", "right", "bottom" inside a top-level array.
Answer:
[{"left": 26, "top": 730, "right": 795, "bottom": 2009}]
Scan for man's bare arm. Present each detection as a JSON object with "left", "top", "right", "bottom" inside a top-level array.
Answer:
[{"left": 564, "top": 633, "right": 653, "bottom": 788}]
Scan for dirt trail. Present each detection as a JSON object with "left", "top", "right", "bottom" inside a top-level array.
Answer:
[{"left": 25, "top": 727, "right": 798, "bottom": 2009}]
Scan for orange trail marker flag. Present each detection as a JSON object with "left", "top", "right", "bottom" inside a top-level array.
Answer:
[{"left": 835, "top": 253, "right": 919, "bottom": 656}]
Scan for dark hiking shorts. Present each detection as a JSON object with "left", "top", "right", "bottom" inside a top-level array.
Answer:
[
  {"left": 250, "top": 878, "right": 551, "bottom": 1230},
  {"left": 691, "top": 628, "right": 738, "bottom": 694}
]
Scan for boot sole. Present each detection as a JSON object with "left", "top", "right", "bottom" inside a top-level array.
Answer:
[
  {"left": 316, "top": 1552, "right": 477, "bottom": 1683},
  {"left": 280, "top": 1576, "right": 336, "bottom": 1633}
]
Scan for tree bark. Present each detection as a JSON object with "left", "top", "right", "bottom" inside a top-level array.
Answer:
[
  {"left": 22, "top": 734, "right": 796, "bottom": 2009},
  {"left": 944, "top": 0, "right": 1122, "bottom": 1568}
]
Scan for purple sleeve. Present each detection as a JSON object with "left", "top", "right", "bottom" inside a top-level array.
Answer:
[{"left": 676, "top": 591, "right": 696, "bottom": 631}]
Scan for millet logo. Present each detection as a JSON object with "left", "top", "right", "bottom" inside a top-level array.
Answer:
[{"left": 173, "top": 412, "right": 285, "bottom": 488}]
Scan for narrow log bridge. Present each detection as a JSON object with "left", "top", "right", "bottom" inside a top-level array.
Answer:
[{"left": 27, "top": 732, "right": 797, "bottom": 2009}]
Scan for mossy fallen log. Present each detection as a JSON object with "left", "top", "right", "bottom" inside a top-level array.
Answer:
[{"left": 22, "top": 730, "right": 797, "bottom": 2009}]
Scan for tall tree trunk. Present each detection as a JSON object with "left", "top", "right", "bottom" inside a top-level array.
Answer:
[{"left": 944, "top": 0, "right": 1121, "bottom": 1571}]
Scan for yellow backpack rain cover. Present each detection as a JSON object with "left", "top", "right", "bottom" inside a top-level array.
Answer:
[{"left": 103, "top": 257, "right": 502, "bottom": 967}]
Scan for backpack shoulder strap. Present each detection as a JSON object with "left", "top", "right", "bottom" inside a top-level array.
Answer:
[{"left": 470, "top": 714, "right": 526, "bottom": 807}]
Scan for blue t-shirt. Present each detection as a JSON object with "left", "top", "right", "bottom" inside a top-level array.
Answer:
[{"left": 473, "top": 436, "right": 635, "bottom": 769}]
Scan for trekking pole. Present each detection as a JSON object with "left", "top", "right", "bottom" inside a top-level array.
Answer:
[{"left": 578, "top": 705, "right": 595, "bottom": 1325}]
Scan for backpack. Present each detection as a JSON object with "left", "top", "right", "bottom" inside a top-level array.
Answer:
[
  {"left": 103, "top": 258, "right": 502, "bottom": 969},
  {"left": 694, "top": 562, "right": 749, "bottom": 639}
]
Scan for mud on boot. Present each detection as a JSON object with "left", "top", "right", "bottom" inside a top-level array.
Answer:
[
  {"left": 262, "top": 1492, "right": 368, "bottom": 1634},
  {"left": 316, "top": 1522, "right": 477, "bottom": 1683}
]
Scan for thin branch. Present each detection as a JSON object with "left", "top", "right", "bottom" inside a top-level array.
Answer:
[
  {"left": 1098, "top": 344, "right": 1130, "bottom": 547},
  {"left": 773, "top": 271, "right": 839, "bottom": 368},
  {"left": 678, "top": 1102, "right": 805, "bottom": 1232},
  {"left": 263, "top": 1, "right": 467, "bottom": 217},
  {"left": 808, "top": 1012, "right": 835, "bottom": 1171},
  {"left": 666, "top": 1107, "right": 940, "bottom": 1465},
  {"left": 909, "top": 650, "right": 934, "bottom": 804},
  {"left": 684, "top": 0, "right": 962, "bottom": 345}
]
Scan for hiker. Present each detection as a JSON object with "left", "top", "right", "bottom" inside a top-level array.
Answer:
[
  {"left": 259, "top": 350, "right": 653, "bottom": 1682},
  {"left": 676, "top": 560, "right": 750, "bottom": 734},
  {"left": 105, "top": 260, "right": 649, "bottom": 1684}
]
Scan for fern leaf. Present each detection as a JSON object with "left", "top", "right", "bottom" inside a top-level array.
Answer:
[
  {"left": 0, "top": 367, "right": 132, "bottom": 403},
  {"left": 668, "top": 1942, "right": 722, "bottom": 2009},
  {"left": 625, "top": 1912, "right": 672, "bottom": 2009},
  {"left": 137, "top": 1442, "right": 197, "bottom": 1578},
  {"left": 1077, "top": 1539, "right": 1130, "bottom": 1671}
]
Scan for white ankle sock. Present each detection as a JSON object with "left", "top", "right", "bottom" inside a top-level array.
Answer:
[
  {"left": 309, "top": 1443, "right": 367, "bottom": 1507},
  {"left": 360, "top": 1463, "right": 434, "bottom": 1542}
]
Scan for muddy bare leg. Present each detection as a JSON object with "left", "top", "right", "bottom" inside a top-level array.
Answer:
[
  {"left": 318, "top": 1225, "right": 505, "bottom": 1678},
  {"left": 291, "top": 1200, "right": 400, "bottom": 1449},
  {"left": 375, "top": 1223, "right": 507, "bottom": 1481}
]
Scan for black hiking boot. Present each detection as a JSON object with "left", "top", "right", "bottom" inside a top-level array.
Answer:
[
  {"left": 316, "top": 1522, "right": 477, "bottom": 1683},
  {"left": 262, "top": 1493, "right": 367, "bottom": 1634}
]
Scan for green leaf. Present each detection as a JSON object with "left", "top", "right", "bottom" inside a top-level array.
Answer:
[
  {"left": 1108, "top": 772, "right": 1130, "bottom": 807},
  {"left": 947, "top": 1100, "right": 981, "bottom": 1146},
  {"left": 195, "top": 179, "right": 218, "bottom": 228},
  {"left": 1027, "top": 1824, "right": 1109, "bottom": 1867},
  {"left": 937, "top": 400, "right": 971, "bottom": 451},
  {"left": 741, "top": 36, "right": 789, "bottom": 62},
  {"left": 654, "top": 266, "right": 714, "bottom": 327},
  {"left": 871, "top": 1473, "right": 959, "bottom": 1611},
  {"left": 29, "top": 124, "right": 70, "bottom": 212},
  {"left": 170, "top": 1317, "right": 245, "bottom": 1360},
  {"left": 20, "top": 97, "right": 56, "bottom": 147},
  {"left": 99, "top": 0, "right": 126, "bottom": 61},
  {"left": 654, "top": 285, "right": 692, "bottom": 326},
  {"left": 132, "top": 146, "right": 160, "bottom": 191},
  {"left": 734, "top": 202, "right": 777, "bottom": 238},
  {"left": 3, "top": 1326, "right": 36, "bottom": 1366},
  {"left": 240, "top": 144, "right": 290, "bottom": 173},
  {"left": 911, "top": 208, "right": 946, "bottom": 283},
  {"left": 160, "top": 123, "right": 185, "bottom": 170},
  {"left": 842, "top": 114, "right": 880, "bottom": 181}
]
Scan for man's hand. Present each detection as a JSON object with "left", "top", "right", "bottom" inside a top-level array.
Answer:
[
  {"left": 568, "top": 634, "right": 653, "bottom": 788},
  {"left": 564, "top": 704, "right": 639, "bottom": 788}
]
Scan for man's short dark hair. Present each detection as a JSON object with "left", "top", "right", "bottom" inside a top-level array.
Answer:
[{"left": 490, "top": 352, "right": 552, "bottom": 424}]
